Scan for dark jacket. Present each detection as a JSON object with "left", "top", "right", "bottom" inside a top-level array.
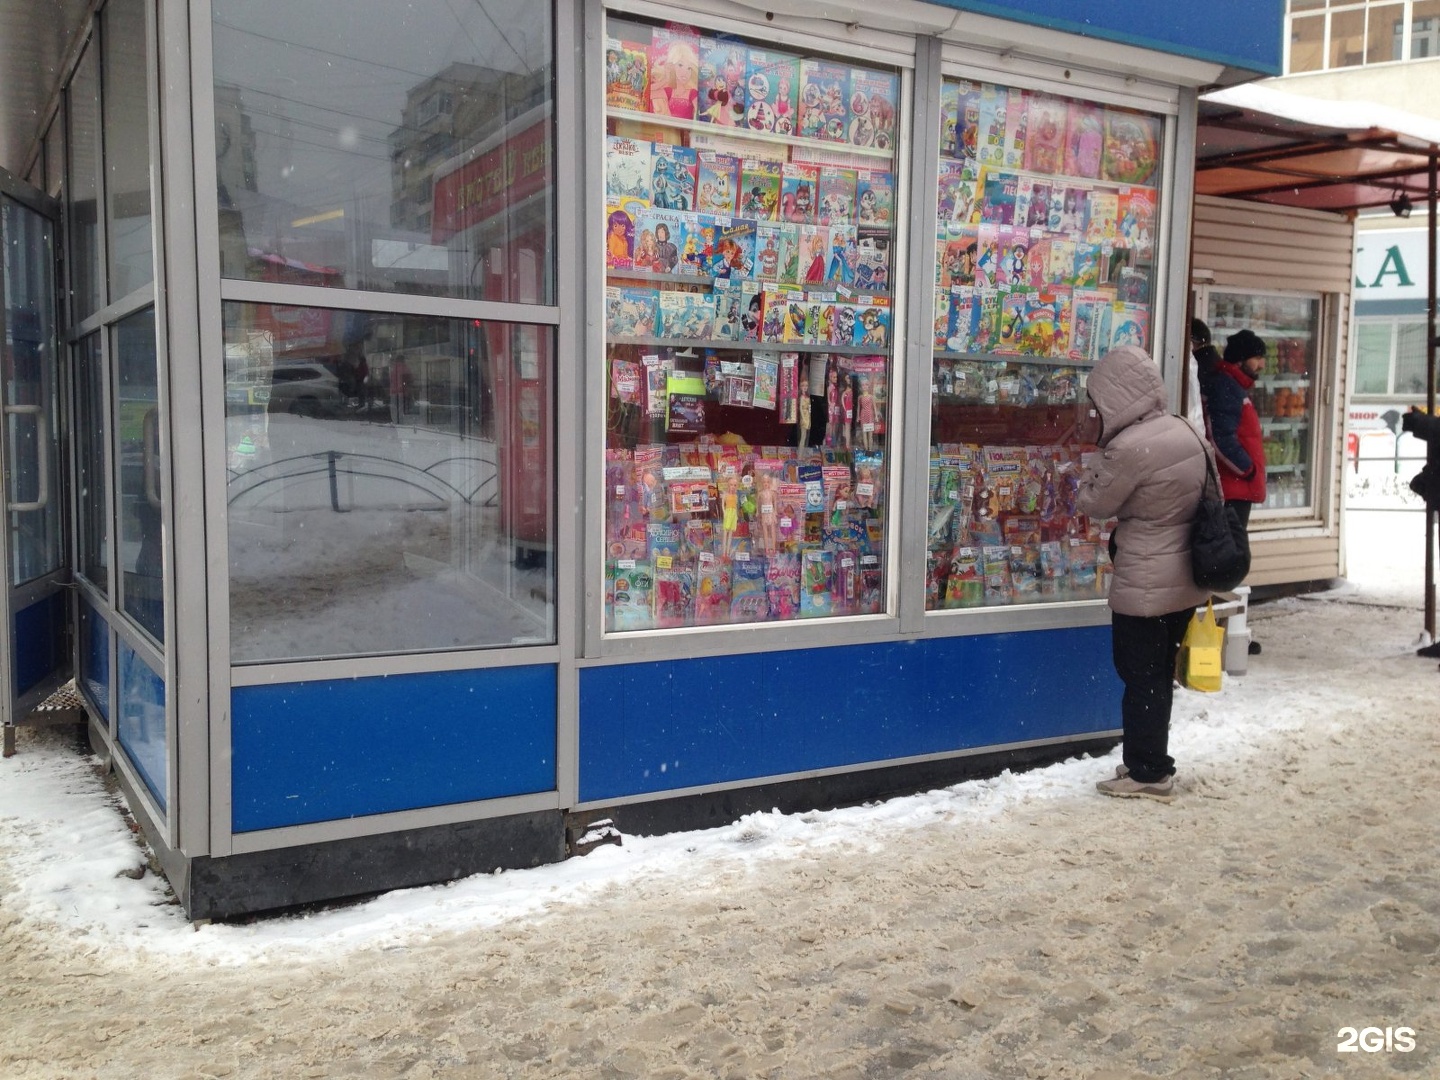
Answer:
[
  {"left": 1078, "top": 345, "right": 1212, "bottom": 617},
  {"left": 1402, "top": 409, "right": 1440, "bottom": 508},
  {"left": 1199, "top": 359, "right": 1266, "bottom": 505}
]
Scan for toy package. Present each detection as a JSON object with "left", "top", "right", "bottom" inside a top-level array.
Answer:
[
  {"left": 1068, "top": 539, "right": 1098, "bottom": 593},
  {"left": 944, "top": 546, "right": 984, "bottom": 608},
  {"left": 1009, "top": 543, "right": 1042, "bottom": 600},
  {"left": 606, "top": 37, "right": 650, "bottom": 113},
  {"left": 799, "top": 548, "right": 835, "bottom": 616},
  {"left": 654, "top": 565, "right": 695, "bottom": 627},
  {"left": 781, "top": 162, "right": 820, "bottom": 224},
  {"left": 729, "top": 555, "right": 769, "bottom": 621},
  {"left": 982, "top": 545, "right": 1013, "bottom": 604},
  {"left": 739, "top": 159, "right": 782, "bottom": 220},
  {"left": 751, "top": 354, "right": 778, "bottom": 410},
  {"left": 607, "top": 559, "right": 655, "bottom": 631},
  {"left": 778, "top": 352, "right": 800, "bottom": 423},
  {"left": 693, "top": 552, "right": 733, "bottom": 624},
  {"left": 765, "top": 553, "right": 801, "bottom": 619},
  {"left": 1038, "top": 540, "right": 1066, "bottom": 596}
]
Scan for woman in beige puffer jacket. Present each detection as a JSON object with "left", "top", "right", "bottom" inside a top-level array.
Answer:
[{"left": 1078, "top": 345, "right": 1210, "bottom": 803}]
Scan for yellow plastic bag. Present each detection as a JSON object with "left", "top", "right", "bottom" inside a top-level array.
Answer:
[{"left": 1178, "top": 602, "right": 1225, "bottom": 693}]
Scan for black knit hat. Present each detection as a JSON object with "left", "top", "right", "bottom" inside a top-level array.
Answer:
[
  {"left": 1224, "top": 328, "right": 1266, "bottom": 364},
  {"left": 1191, "top": 318, "right": 1211, "bottom": 347}
]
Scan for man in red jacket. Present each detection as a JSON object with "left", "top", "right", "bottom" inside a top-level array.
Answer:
[{"left": 1198, "top": 326, "right": 1267, "bottom": 654}]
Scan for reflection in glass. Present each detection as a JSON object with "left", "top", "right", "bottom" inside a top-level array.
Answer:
[
  {"left": 114, "top": 308, "right": 165, "bottom": 642},
  {"left": 1288, "top": 13, "right": 1325, "bottom": 72},
  {"left": 80, "top": 601, "right": 111, "bottom": 720},
  {"left": 1329, "top": 8, "right": 1366, "bottom": 68},
  {"left": 1413, "top": 1, "right": 1440, "bottom": 58},
  {"left": 2, "top": 198, "right": 63, "bottom": 587},
  {"left": 118, "top": 641, "right": 166, "bottom": 807},
  {"left": 212, "top": 0, "right": 554, "bottom": 303},
  {"left": 1353, "top": 322, "right": 1393, "bottom": 395},
  {"left": 1368, "top": 3, "right": 1406, "bottom": 63},
  {"left": 67, "top": 43, "right": 102, "bottom": 322},
  {"left": 1395, "top": 321, "right": 1431, "bottom": 395},
  {"left": 76, "top": 333, "right": 109, "bottom": 592},
  {"left": 223, "top": 301, "right": 555, "bottom": 662},
  {"left": 103, "top": 0, "right": 154, "bottom": 299}
]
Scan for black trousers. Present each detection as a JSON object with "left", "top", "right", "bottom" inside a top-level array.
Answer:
[
  {"left": 1226, "top": 498, "right": 1253, "bottom": 528},
  {"left": 1110, "top": 608, "right": 1192, "bottom": 783}
]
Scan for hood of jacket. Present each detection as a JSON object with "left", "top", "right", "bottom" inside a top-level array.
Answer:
[{"left": 1088, "top": 345, "right": 1167, "bottom": 447}]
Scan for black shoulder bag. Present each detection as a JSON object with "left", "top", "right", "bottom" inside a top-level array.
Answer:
[{"left": 1186, "top": 425, "right": 1251, "bottom": 592}]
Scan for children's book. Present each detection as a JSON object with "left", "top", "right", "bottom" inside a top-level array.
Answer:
[
  {"left": 1058, "top": 185, "right": 1089, "bottom": 235},
  {"left": 855, "top": 169, "right": 894, "bottom": 227},
  {"left": 606, "top": 286, "right": 659, "bottom": 338},
  {"left": 944, "top": 286, "right": 977, "bottom": 353},
  {"left": 976, "top": 83, "right": 1008, "bottom": 169},
  {"left": 611, "top": 357, "right": 643, "bottom": 405},
  {"left": 939, "top": 80, "right": 962, "bottom": 159},
  {"left": 1072, "top": 242, "right": 1102, "bottom": 288},
  {"left": 979, "top": 171, "right": 1018, "bottom": 225},
  {"left": 667, "top": 392, "right": 707, "bottom": 435},
  {"left": 696, "top": 151, "right": 740, "bottom": 214},
  {"left": 711, "top": 280, "right": 743, "bottom": 341},
  {"left": 1108, "top": 302, "right": 1149, "bottom": 351},
  {"left": 1063, "top": 100, "right": 1105, "bottom": 179},
  {"left": 698, "top": 37, "right": 748, "bottom": 128},
  {"left": 1070, "top": 288, "right": 1114, "bottom": 364},
  {"left": 754, "top": 223, "right": 786, "bottom": 282},
  {"left": 824, "top": 226, "right": 857, "bottom": 287},
  {"left": 1116, "top": 265, "right": 1150, "bottom": 305},
  {"left": 604, "top": 203, "right": 636, "bottom": 271},
  {"left": 939, "top": 231, "right": 976, "bottom": 288},
  {"left": 1084, "top": 189, "right": 1119, "bottom": 246},
  {"left": 847, "top": 68, "right": 898, "bottom": 150},
  {"left": 605, "top": 37, "right": 650, "bottom": 113},
  {"left": 997, "top": 225, "right": 1030, "bottom": 288},
  {"left": 955, "top": 79, "right": 982, "bottom": 161},
  {"left": 1023, "top": 94, "right": 1067, "bottom": 175},
  {"left": 760, "top": 286, "right": 792, "bottom": 342},
  {"left": 854, "top": 229, "right": 890, "bottom": 292},
  {"left": 679, "top": 214, "right": 715, "bottom": 275},
  {"left": 817, "top": 167, "right": 857, "bottom": 226},
  {"left": 632, "top": 208, "right": 681, "bottom": 274},
  {"left": 1102, "top": 110, "right": 1161, "bottom": 186},
  {"left": 1117, "top": 186, "right": 1157, "bottom": 261},
  {"left": 798, "top": 60, "right": 850, "bottom": 142},
  {"left": 1001, "top": 87, "right": 1029, "bottom": 169},
  {"left": 937, "top": 161, "right": 979, "bottom": 226},
  {"left": 651, "top": 143, "right": 698, "bottom": 211},
  {"left": 648, "top": 26, "right": 701, "bottom": 121},
  {"left": 974, "top": 224, "right": 1000, "bottom": 290},
  {"left": 853, "top": 295, "right": 891, "bottom": 348},
  {"left": 709, "top": 218, "right": 756, "bottom": 278},
  {"left": 780, "top": 162, "right": 820, "bottom": 224},
  {"left": 797, "top": 224, "right": 830, "bottom": 285},
  {"left": 605, "top": 136, "right": 652, "bottom": 203},
  {"left": 738, "top": 159, "right": 782, "bottom": 221},
  {"left": 745, "top": 48, "right": 800, "bottom": 135}
]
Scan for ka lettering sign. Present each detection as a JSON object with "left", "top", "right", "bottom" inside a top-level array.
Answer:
[{"left": 1354, "top": 229, "right": 1426, "bottom": 301}]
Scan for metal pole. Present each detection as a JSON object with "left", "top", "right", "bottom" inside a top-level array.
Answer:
[{"left": 1427, "top": 154, "right": 1437, "bottom": 641}]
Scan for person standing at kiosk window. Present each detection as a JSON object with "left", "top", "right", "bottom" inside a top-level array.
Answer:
[
  {"left": 1199, "top": 326, "right": 1267, "bottom": 655},
  {"left": 1401, "top": 406, "right": 1440, "bottom": 664},
  {"left": 1078, "top": 345, "right": 1210, "bottom": 803}
]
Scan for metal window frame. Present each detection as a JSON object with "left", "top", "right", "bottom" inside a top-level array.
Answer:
[{"left": 187, "top": 0, "right": 576, "bottom": 856}]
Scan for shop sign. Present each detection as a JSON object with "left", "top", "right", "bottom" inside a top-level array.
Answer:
[
  {"left": 1354, "top": 229, "right": 1427, "bottom": 301},
  {"left": 431, "top": 119, "right": 551, "bottom": 243},
  {"left": 1346, "top": 405, "right": 1405, "bottom": 433}
]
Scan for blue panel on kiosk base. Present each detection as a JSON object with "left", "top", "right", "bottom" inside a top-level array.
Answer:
[
  {"left": 579, "top": 626, "right": 1118, "bottom": 803},
  {"left": 232, "top": 664, "right": 557, "bottom": 832},
  {"left": 14, "top": 592, "right": 65, "bottom": 698}
]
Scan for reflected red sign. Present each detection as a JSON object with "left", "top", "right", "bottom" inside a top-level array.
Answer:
[{"left": 431, "top": 119, "right": 551, "bottom": 243}]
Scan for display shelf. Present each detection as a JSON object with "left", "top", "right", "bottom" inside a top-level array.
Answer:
[
  {"left": 1255, "top": 375, "right": 1310, "bottom": 387},
  {"left": 1265, "top": 463, "right": 1307, "bottom": 473},
  {"left": 606, "top": 267, "right": 892, "bottom": 301},
  {"left": 934, "top": 349, "right": 1097, "bottom": 369},
  {"left": 1259, "top": 417, "right": 1309, "bottom": 429},
  {"left": 607, "top": 106, "right": 894, "bottom": 161},
  {"left": 610, "top": 335, "right": 884, "bottom": 355}
]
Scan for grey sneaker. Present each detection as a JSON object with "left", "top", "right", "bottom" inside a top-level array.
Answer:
[{"left": 1096, "top": 773, "right": 1175, "bottom": 803}]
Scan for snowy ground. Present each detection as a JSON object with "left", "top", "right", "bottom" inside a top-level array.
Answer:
[{"left": 3, "top": 506, "right": 1439, "bottom": 1078}]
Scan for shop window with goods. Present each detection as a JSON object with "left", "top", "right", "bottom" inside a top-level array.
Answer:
[
  {"left": 926, "top": 77, "right": 1164, "bottom": 609},
  {"left": 601, "top": 15, "right": 901, "bottom": 631}
]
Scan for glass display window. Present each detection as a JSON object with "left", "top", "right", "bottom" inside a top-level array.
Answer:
[
  {"left": 602, "top": 14, "right": 901, "bottom": 632},
  {"left": 926, "top": 77, "right": 1165, "bottom": 610},
  {"left": 1203, "top": 289, "right": 1322, "bottom": 513}
]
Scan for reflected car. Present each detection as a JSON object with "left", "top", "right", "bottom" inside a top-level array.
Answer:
[{"left": 227, "top": 362, "right": 346, "bottom": 417}]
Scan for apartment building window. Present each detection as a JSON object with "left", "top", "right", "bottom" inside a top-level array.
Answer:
[{"left": 1287, "top": 0, "right": 1440, "bottom": 72}]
